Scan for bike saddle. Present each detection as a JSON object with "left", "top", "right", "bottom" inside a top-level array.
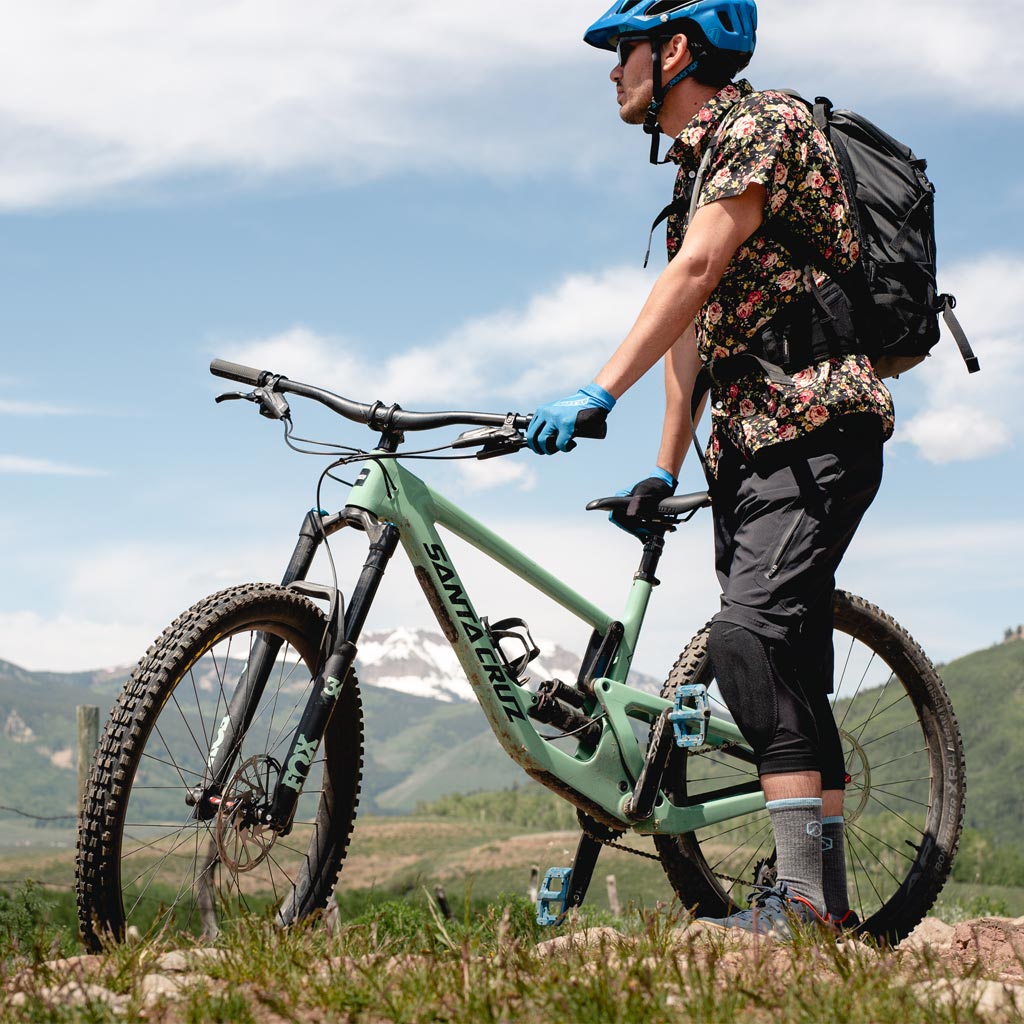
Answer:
[{"left": 585, "top": 490, "right": 711, "bottom": 516}]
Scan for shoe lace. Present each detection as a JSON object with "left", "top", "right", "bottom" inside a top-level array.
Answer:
[{"left": 745, "top": 882, "right": 790, "bottom": 909}]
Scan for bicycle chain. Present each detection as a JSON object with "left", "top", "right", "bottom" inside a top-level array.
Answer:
[{"left": 579, "top": 738, "right": 755, "bottom": 870}]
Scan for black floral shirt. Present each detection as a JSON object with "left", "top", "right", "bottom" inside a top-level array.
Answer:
[{"left": 665, "top": 80, "right": 894, "bottom": 474}]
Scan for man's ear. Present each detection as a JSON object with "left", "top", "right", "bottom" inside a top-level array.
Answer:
[{"left": 661, "top": 32, "right": 694, "bottom": 73}]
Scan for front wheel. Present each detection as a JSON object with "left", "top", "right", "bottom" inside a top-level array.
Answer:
[
  {"left": 654, "top": 591, "right": 965, "bottom": 944},
  {"left": 76, "top": 583, "right": 364, "bottom": 950}
]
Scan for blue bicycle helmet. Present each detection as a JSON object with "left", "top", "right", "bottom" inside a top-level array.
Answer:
[
  {"left": 584, "top": 0, "right": 757, "bottom": 57},
  {"left": 584, "top": 0, "right": 757, "bottom": 163}
]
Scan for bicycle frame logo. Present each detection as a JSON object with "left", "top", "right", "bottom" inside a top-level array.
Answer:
[
  {"left": 281, "top": 734, "right": 318, "bottom": 791},
  {"left": 422, "top": 541, "right": 526, "bottom": 723}
]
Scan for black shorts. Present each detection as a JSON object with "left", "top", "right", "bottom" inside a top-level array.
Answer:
[{"left": 710, "top": 413, "right": 884, "bottom": 669}]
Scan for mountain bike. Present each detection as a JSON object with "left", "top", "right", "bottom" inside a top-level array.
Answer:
[{"left": 76, "top": 358, "right": 965, "bottom": 950}]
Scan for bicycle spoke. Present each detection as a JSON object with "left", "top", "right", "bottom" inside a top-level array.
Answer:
[
  {"left": 856, "top": 719, "right": 922, "bottom": 751},
  {"left": 847, "top": 692, "right": 911, "bottom": 746},
  {"left": 846, "top": 827, "right": 886, "bottom": 909},
  {"left": 847, "top": 820, "right": 917, "bottom": 866},
  {"left": 868, "top": 786, "right": 930, "bottom": 809},
  {"left": 139, "top": 751, "right": 205, "bottom": 782},
  {"left": 861, "top": 790, "right": 927, "bottom": 837}
]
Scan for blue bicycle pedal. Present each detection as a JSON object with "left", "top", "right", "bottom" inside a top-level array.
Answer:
[
  {"left": 536, "top": 866, "right": 572, "bottom": 926},
  {"left": 669, "top": 683, "right": 710, "bottom": 749}
]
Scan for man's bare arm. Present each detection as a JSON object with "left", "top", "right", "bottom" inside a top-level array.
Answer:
[
  {"left": 594, "top": 183, "right": 766, "bottom": 400},
  {"left": 657, "top": 323, "right": 705, "bottom": 479}
]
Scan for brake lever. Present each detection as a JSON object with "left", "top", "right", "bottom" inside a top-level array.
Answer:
[
  {"left": 214, "top": 387, "right": 291, "bottom": 421},
  {"left": 452, "top": 414, "right": 526, "bottom": 459},
  {"left": 476, "top": 432, "right": 527, "bottom": 460}
]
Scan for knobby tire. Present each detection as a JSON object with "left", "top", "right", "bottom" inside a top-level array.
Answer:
[
  {"left": 654, "top": 590, "right": 965, "bottom": 944},
  {"left": 76, "top": 583, "right": 363, "bottom": 950}
]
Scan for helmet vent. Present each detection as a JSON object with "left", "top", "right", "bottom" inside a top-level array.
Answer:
[
  {"left": 718, "top": 10, "right": 734, "bottom": 30},
  {"left": 617, "top": 0, "right": 645, "bottom": 12}
]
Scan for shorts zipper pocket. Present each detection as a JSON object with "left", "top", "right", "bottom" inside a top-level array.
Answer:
[{"left": 765, "top": 512, "right": 803, "bottom": 580}]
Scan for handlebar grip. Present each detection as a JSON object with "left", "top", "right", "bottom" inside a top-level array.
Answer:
[
  {"left": 210, "top": 359, "right": 267, "bottom": 386},
  {"left": 573, "top": 407, "right": 608, "bottom": 440}
]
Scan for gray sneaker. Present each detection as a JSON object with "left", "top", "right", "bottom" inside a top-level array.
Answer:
[{"left": 698, "top": 884, "right": 828, "bottom": 940}]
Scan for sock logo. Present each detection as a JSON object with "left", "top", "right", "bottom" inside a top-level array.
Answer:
[{"left": 805, "top": 820, "right": 823, "bottom": 839}]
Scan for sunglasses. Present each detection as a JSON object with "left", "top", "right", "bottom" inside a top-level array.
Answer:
[{"left": 616, "top": 36, "right": 650, "bottom": 67}]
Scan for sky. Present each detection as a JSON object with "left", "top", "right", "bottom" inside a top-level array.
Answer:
[{"left": 2, "top": 0, "right": 1022, "bottom": 679}]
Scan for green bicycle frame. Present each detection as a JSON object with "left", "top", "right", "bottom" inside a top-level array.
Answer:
[{"left": 342, "top": 453, "right": 764, "bottom": 836}]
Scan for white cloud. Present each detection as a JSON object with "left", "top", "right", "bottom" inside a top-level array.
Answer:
[
  {"left": 222, "top": 265, "right": 651, "bottom": 407},
  {"left": 2, "top": 501, "right": 1017, "bottom": 677},
  {"left": 0, "top": 455, "right": 104, "bottom": 476},
  {"left": 892, "top": 254, "right": 1023, "bottom": 464},
  {"left": 1, "top": 536, "right": 298, "bottom": 671},
  {"left": 759, "top": 1, "right": 1022, "bottom": 110},
  {"left": 1, "top": 0, "right": 1020, "bottom": 208},
  {"left": 453, "top": 458, "right": 538, "bottom": 494},
  {"left": 0, "top": 399, "right": 75, "bottom": 415}
]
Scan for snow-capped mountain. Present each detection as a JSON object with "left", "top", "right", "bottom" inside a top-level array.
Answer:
[{"left": 354, "top": 627, "right": 661, "bottom": 702}]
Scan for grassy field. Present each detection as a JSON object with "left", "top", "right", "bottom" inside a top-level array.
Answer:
[{"left": 2, "top": 813, "right": 1024, "bottom": 1022}]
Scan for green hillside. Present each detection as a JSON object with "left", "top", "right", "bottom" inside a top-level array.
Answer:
[
  {"left": 3, "top": 638, "right": 1024, "bottom": 842},
  {"left": 939, "top": 639, "right": 1024, "bottom": 833}
]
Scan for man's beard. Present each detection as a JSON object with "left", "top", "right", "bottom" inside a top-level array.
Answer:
[{"left": 618, "top": 87, "right": 653, "bottom": 126}]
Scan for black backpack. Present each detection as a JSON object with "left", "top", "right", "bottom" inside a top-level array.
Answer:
[
  {"left": 796, "top": 95, "right": 978, "bottom": 378},
  {"left": 651, "top": 92, "right": 980, "bottom": 379}
]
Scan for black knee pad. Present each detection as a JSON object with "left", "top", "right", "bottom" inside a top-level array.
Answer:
[
  {"left": 707, "top": 620, "right": 777, "bottom": 758},
  {"left": 807, "top": 686, "right": 847, "bottom": 790}
]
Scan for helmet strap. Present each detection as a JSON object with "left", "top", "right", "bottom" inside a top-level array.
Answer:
[{"left": 642, "top": 39, "right": 699, "bottom": 164}]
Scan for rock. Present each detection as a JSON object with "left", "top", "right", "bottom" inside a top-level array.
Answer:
[
  {"left": 535, "top": 927, "right": 626, "bottom": 955},
  {"left": 12, "top": 980, "right": 128, "bottom": 1012},
  {"left": 156, "top": 947, "right": 227, "bottom": 972},
  {"left": 951, "top": 917, "right": 1024, "bottom": 978},
  {"left": 903, "top": 917, "right": 955, "bottom": 953},
  {"left": 40, "top": 954, "right": 106, "bottom": 976},
  {"left": 913, "top": 977, "right": 1024, "bottom": 1015},
  {"left": 140, "top": 972, "right": 205, "bottom": 1005},
  {"left": 156, "top": 951, "right": 190, "bottom": 973}
]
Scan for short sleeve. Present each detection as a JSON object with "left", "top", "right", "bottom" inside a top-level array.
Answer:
[
  {"left": 696, "top": 96, "right": 799, "bottom": 215},
  {"left": 696, "top": 94, "right": 858, "bottom": 272}
]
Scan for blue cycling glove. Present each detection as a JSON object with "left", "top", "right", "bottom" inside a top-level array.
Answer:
[
  {"left": 609, "top": 467, "right": 677, "bottom": 538},
  {"left": 527, "top": 383, "right": 615, "bottom": 455}
]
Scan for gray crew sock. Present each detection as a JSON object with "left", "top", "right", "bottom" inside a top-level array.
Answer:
[
  {"left": 765, "top": 797, "right": 825, "bottom": 916},
  {"left": 821, "top": 815, "right": 850, "bottom": 918}
]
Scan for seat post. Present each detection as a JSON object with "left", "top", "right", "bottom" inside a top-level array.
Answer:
[{"left": 635, "top": 531, "right": 667, "bottom": 586}]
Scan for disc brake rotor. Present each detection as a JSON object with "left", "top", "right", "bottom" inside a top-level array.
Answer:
[
  {"left": 215, "top": 755, "right": 281, "bottom": 873},
  {"left": 841, "top": 729, "right": 871, "bottom": 824}
]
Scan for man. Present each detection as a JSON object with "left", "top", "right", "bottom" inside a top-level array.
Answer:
[{"left": 526, "top": 0, "right": 894, "bottom": 937}]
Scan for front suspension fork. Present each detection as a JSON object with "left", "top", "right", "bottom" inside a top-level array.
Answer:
[
  {"left": 263, "top": 518, "right": 398, "bottom": 831},
  {"left": 198, "top": 507, "right": 397, "bottom": 832}
]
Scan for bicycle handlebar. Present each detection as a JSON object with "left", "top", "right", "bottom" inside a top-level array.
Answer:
[{"left": 210, "top": 358, "right": 534, "bottom": 434}]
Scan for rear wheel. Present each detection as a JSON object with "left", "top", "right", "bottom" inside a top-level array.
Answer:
[
  {"left": 76, "top": 583, "right": 363, "bottom": 950},
  {"left": 654, "top": 591, "right": 965, "bottom": 944}
]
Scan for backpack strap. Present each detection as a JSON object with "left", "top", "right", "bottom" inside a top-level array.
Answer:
[
  {"left": 940, "top": 295, "right": 981, "bottom": 374},
  {"left": 686, "top": 352, "right": 799, "bottom": 477},
  {"left": 643, "top": 136, "right": 720, "bottom": 268}
]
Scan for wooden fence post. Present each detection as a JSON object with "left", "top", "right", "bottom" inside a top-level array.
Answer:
[
  {"left": 606, "top": 874, "right": 621, "bottom": 916},
  {"left": 77, "top": 705, "right": 99, "bottom": 813}
]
